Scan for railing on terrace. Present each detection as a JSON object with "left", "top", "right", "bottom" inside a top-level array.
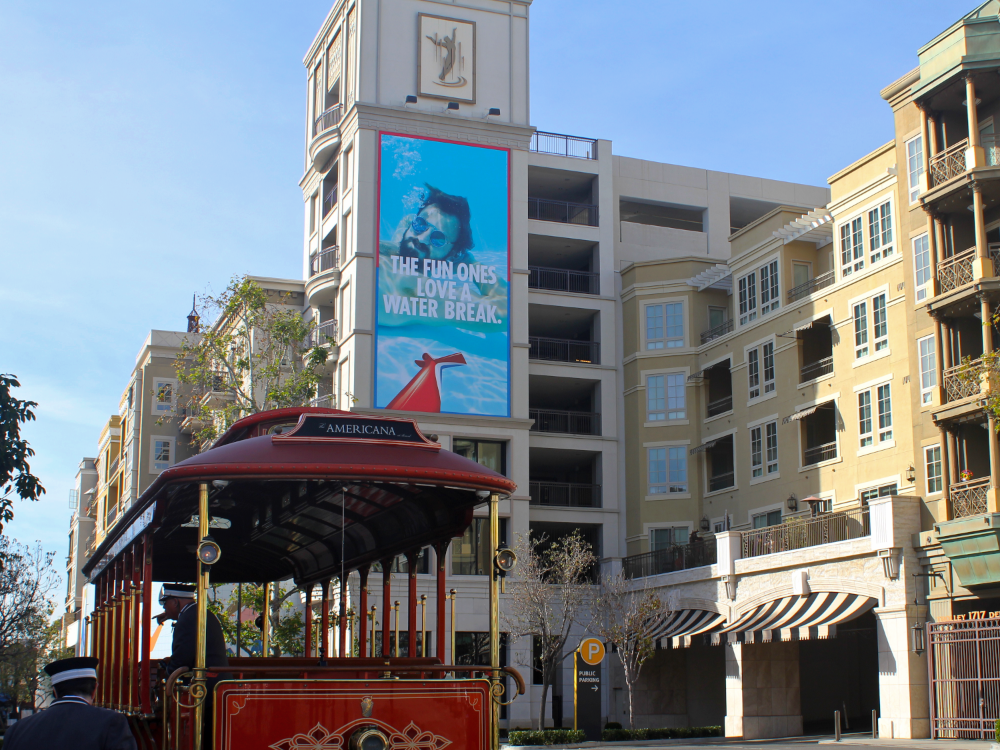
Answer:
[
  {"left": 313, "top": 105, "right": 343, "bottom": 137},
  {"left": 307, "top": 320, "right": 339, "bottom": 348},
  {"left": 622, "top": 538, "right": 716, "bottom": 579},
  {"left": 528, "top": 266, "right": 599, "bottom": 295},
  {"left": 529, "top": 409, "right": 600, "bottom": 435},
  {"left": 529, "top": 131, "right": 597, "bottom": 160},
  {"left": 943, "top": 358, "right": 982, "bottom": 403},
  {"left": 985, "top": 133, "right": 1000, "bottom": 168},
  {"left": 787, "top": 271, "right": 835, "bottom": 303},
  {"left": 700, "top": 319, "right": 733, "bottom": 344},
  {"left": 741, "top": 506, "right": 870, "bottom": 558},
  {"left": 707, "top": 395, "right": 732, "bottom": 417},
  {"left": 528, "top": 197, "right": 598, "bottom": 226},
  {"left": 322, "top": 187, "right": 338, "bottom": 218},
  {"left": 937, "top": 247, "right": 977, "bottom": 293},
  {"left": 309, "top": 247, "right": 340, "bottom": 278},
  {"left": 930, "top": 138, "right": 969, "bottom": 187},
  {"left": 800, "top": 356, "right": 834, "bottom": 383},
  {"left": 309, "top": 394, "right": 337, "bottom": 409},
  {"left": 708, "top": 471, "right": 735, "bottom": 492},
  {"left": 803, "top": 441, "right": 837, "bottom": 466},
  {"left": 528, "top": 337, "right": 599, "bottom": 364},
  {"left": 950, "top": 477, "right": 991, "bottom": 519},
  {"left": 529, "top": 482, "right": 601, "bottom": 508},
  {"left": 993, "top": 243, "right": 1000, "bottom": 276}
]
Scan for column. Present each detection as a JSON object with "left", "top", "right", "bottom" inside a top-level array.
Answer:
[
  {"left": 320, "top": 579, "right": 330, "bottom": 661},
  {"left": 724, "top": 641, "right": 802, "bottom": 739},
  {"left": 435, "top": 541, "right": 449, "bottom": 661},
  {"left": 875, "top": 606, "right": 930, "bottom": 739},
  {"left": 983, "top": 293, "right": 1000, "bottom": 512},
  {"left": 406, "top": 549, "right": 418, "bottom": 658},
  {"left": 358, "top": 565, "right": 369, "bottom": 658},
  {"left": 973, "top": 182, "right": 990, "bottom": 281},
  {"left": 966, "top": 74, "right": 984, "bottom": 164},
  {"left": 339, "top": 572, "right": 348, "bottom": 658},
  {"left": 304, "top": 585, "right": 313, "bottom": 658},
  {"left": 919, "top": 106, "right": 931, "bottom": 196}
]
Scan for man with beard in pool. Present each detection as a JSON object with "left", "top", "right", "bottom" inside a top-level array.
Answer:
[{"left": 396, "top": 185, "right": 475, "bottom": 264}]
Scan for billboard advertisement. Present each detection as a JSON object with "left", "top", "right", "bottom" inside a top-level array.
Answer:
[{"left": 375, "top": 133, "right": 510, "bottom": 417}]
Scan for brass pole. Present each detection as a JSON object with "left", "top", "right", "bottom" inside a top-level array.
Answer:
[
  {"left": 261, "top": 582, "right": 271, "bottom": 657},
  {"left": 393, "top": 601, "right": 400, "bottom": 657},
  {"left": 420, "top": 594, "right": 427, "bottom": 658},
  {"left": 130, "top": 585, "right": 140, "bottom": 711},
  {"left": 193, "top": 482, "right": 210, "bottom": 750},
  {"left": 370, "top": 605, "right": 377, "bottom": 657},
  {"left": 348, "top": 609, "right": 356, "bottom": 657},
  {"left": 449, "top": 589, "right": 457, "bottom": 669},
  {"left": 110, "top": 596, "right": 120, "bottom": 710},
  {"left": 488, "top": 492, "right": 501, "bottom": 750},
  {"left": 119, "top": 586, "right": 130, "bottom": 711}
]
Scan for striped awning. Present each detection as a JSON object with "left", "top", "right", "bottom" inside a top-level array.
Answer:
[
  {"left": 651, "top": 609, "right": 727, "bottom": 649},
  {"left": 715, "top": 592, "right": 876, "bottom": 645},
  {"left": 690, "top": 438, "right": 721, "bottom": 455}
]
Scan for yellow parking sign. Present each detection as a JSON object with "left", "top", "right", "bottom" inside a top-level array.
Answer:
[{"left": 579, "top": 637, "right": 605, "bottom": 665}]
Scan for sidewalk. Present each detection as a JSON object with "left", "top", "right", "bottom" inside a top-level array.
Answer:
[
  {"left": 817, "top": 739, "right": 995, "bottom": 750},
  {"left": 504, "top": 735, "right": 998, "bottom": 750}
]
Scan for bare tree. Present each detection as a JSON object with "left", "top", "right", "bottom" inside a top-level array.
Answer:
[
  {"left": 502, "top": 530, "right": 596, "bottom": 730},
  {"left": 593, "top": 573, "right": 668, "bottom": 729}
]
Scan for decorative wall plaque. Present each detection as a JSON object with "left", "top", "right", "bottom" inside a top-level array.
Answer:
[{"left": 418, "top": 14, "right": 475, "bottom": 104}]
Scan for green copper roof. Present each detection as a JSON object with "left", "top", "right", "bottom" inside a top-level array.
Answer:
[{"left": 935, "top": 513, "right": 1000, "bottom": 588}]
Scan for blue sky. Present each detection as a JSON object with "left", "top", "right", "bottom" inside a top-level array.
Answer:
[{"left": 0, "top": 0, "right": 970, "bottom": 568}]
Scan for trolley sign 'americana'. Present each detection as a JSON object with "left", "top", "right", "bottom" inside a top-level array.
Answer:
[{"left": 81, "top": 407, "right": 524, "bottom": 750}]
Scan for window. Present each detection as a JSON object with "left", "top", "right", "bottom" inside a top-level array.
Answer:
[
  {"left": 309, "top": 193, "right": 318, "bottom": 234},
  {"left": 747, "top": 348, "right": 759, "bottom": 399},
  {"left": 650, "top": 527, "right": 689, "bottom": 551},
  {"left": 763, "top": 342, "right": 775, "bottom": 394},
  {"left": 452, "top": 518, "right": 508, "bottom": 575},
  {"left": 747, "top": 341, "right": 775, "bottom": 399},
  {"left": 858, "top": 390, "right": 873, "bottom": 447},
  {"left": 153, "top": 379, "right": 176, "bottom": 414},
  {"left": 752, "top": 509, "right": 782, "bottom": 528},
  {"left": 925, "top": 445, "right": 943, "bottom": 494},
  {"left": 647, "top": 373, "right": 685, "bottom": 421},
  {"left": 151, "top": 437, "right": 174, "bottom": 472},
  {"left": 867, "top": 202, "right": 894, "bottom": 263},
  {"left": 750, "top": 421, "right": 778, "bottom": 478},
  {"left": 854, "top": 302, "right": 868, "bottom": 358},
  {"left": 872, "top": 294, "right": 888, "bottom": 352},
  {"left": 708, "top": 306, "right": 726, "bottom": 330},
  {"left": 738, "top": 272, "right": 757, "bottom": 325},
  {"left": 759, "top": 259, "right": 779, "bottom": 315},
  {"left": 860, "top": 483, "right": 897, "bottom": 503},
  {"left": 737, "top": 259, "right": 779, "bottom": 326},
  {"left": 919, "top": 335, "right": 936, "bottom": 405},
  {"left": 913, "top": 234, "right": 932, "bottom": 302},
  {"left": 648, "top": 447, "right": 687, "bottom": 494},
  {"left": 841, "top": 217, "right": 864, "bottom": 276},
  {"left": 854, "top": 293, "right": 889, "bottom": 359},
  {"left": 906, "top": 135, "right": 924, "bottom": 202},
  {"left": 646, "top": 303, "right": 683, "bottom": 349},
  {"left": 877, "top": 383, "right": 892, "bottom": 441},
  {"left": 453, "top": 439, "right": 506, "bottom": 476},
  {"left": 858, "top": 382, "right": 892, "bottom": 449}
]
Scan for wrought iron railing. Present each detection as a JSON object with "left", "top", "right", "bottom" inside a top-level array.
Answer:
[
  {"left": 943, "top": 358, "right": 982, "bottom": 403},
  {"left": 700, "top": 319, "right": 733, "bottom": 344},
  {"left": 307, "top": 320, "right": 339, "bottom": 348},
  {"left": 309, "top": 247, "right": 340, "bottom": 278},
  {"left": 937, "top": 247, "right": 977, "bottom": 293},
  {"left": 950, "top": 477, "right": 991, "bottom": 519},
  {"left": 800, "top": 356, "right": 834, "bottom": 383},
  {"left": 529, "top": 409, "right": 600, "bottom": 435},
  {"left": 708, "top": 470, "right": 735, "bottom": 492},
  {"left": 985, "top": 134, "right": 1000, "bottom": 168},
  {"left": 528, "top": 197, "right": 598, "bottom": 226},
  {"left": 322, "top": 187, "right": 338, "bottom": 218},
  {"left": 929, "top": 138, "right": 969, "bottom": 186},
  {"left": 529, "top": 131, "right": 598, "bottom": 160},
  {"left": 803, "top": 441, "right": 837, "bottom": 466},
  {"left": 993, "top": 243, "right": 1000, "bottom": 277},
  {"left": 787, "top": 270, "right": 835, "bottom": 303},
  {"left": 622, "top": 538, "right": 716, "bottom": 579},
  {"left": 528, "top": 337, "right": 599, "bottom": 364},
  {"left": 528, "top": 482, "right": 602, "bottom": 508},
  {"left": 528, "top": 266, "right": 599, "bottom": 295},
  {"left": 706, "top": 395, "right": 732, "bottom": 417},
  {"left": 741, "top": 506, "right": 870, "bottom": 558},
  {"left": 313, "top": 105, "right": 343, "bottom": 137}
]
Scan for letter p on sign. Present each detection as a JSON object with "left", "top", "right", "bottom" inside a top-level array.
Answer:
[{"left": 579, "top": 637, "right": 605, "bottom": 666}]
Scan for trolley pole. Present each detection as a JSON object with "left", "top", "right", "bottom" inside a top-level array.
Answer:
[
  {"left": 488, "top": 491, "right": 501, "bottom": 750},
  {"left": 193, "top": 482, "right": 210, "bottom": 750},
  {"left": 261, "top": 582, "right": 271, "bottom": 656}
]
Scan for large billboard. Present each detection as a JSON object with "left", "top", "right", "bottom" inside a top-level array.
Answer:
[{"left": 375, "top": 133, "right": 510, "bottom": 417}]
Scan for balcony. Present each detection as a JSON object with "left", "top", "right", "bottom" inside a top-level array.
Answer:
[
  {"left": 700, "top": 319, "right": 733, "bottom": 344},
  {"left": 787, "top": 270, "right": 834, "bottom": 303},
  {"left": 929, "top": 138, "right": 969, "bottom": 187},
  {"left": 528, "top": 197, "right": 598, "bottom": 227},
  {"left": 529, "top": 337, "right": 599, "bottom": 364},
  {"left": 800, "top": 356, "right": 833, "bottom": 383},
  {"left": 313, "top": 105, "right": 342, "bottom": 137},
  {"left": 310, "top": 247, "right": 340, "bottom": 278},
  {"left": 322, "top": 186, "right": 338, "bottom": 218},
  {"left": 943, "top": 358, "right": 983, "bottom": 403},
  {"left": 529, "top": 408, "right": 600, "bottom": 436},
  {"left": 622, "top": 538, "right": 716, "bottom": 579},
  {"left": 528, "top": 266, "right": 599, "bottom": 295},
  {"left": 706, "top": 395, "right": 732, "bottom": 417},
  {"left": 708, "top": 471, "right": 735, "bottom": 492},
  {"left": 529, "top": 131, "right": 597, "bottom": 160},
  {"left": 803, "top": 441, "right": 837, "bottom": 466},
  {"left": 307, "top": 320, "right": 339, "bottom": 349},
  {"left": 950, "top": 477, "right": 991, "bottom": 519},
  {"left": 529, "top": 482, "right": 601, "bottom": 508},
  {"left": 937, "top": 247, "right": 976, "bottom": 293},
  {"left": 179, "top": 405, "right": 205, "bottom": 435},
  {"left": 740, "top": 506, "right": 870, "bottom": 559},
  {"left": 309, "top": 105, "right": 343, "bottom": 166}
]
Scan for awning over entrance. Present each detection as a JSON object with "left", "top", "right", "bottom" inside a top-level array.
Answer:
[
  {"left": 715, "top": 592, "right": 876, "bottom": 644},
  {"left": 651, "top": 609, "right": 726, "bottom": 649},
  {"left": 690, "top": 438, "right": 722, "bottom": 455}
]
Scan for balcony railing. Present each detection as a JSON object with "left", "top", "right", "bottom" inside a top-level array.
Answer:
[
  {"left": 322, "top": 187, "right": 338, "bottom": 218},
  {"left": 309, "top": 247, "right": 340, "bottom": 278},
  {"left": 529, "top": 131, "right": 597, "bottom": 160},
  {"left": 529, "top": 409, "right": 600, "bottom": 435},
  {"left": 937, "top": 247, "right": 976, "bottom": 293},
  {"left": 943, "top": 358, "right": 982, "bottom": 403},
  {"left": 803, "top": 441, "right": 837, "bottom": 466},
  {"left": 700, "top": 319, "right": 733, "bottom": 344},
  {"left": 528, "top": 266, "right": 599, "bottom": 295},
  {"left": 528, "top": 198, "right": 598, "bottom": 226},
  {"left": 929, "top": 138, "right": 968, "bottom": 187},
  {"left": 800, "top": 356, "right": 833, "bottom": 383},
  {"left": 309, "top": 394, "right": 337, "bottom": 409},
  {"left": 708, "top": 470, "right": 735, "bottom": 492},
  {"left": 528, "top": 337, "right": 599, "bottom": 364},
  {"left": 787, "top": 271, "right": 835, "bottom": 303},
  {"left": 307, "top": 320, "right": 339, "bottom": 348},
  {"left": 740, "top": 506, "right": 870, "bottom": 559},
  {"left": 313, "top": 105, "right": 343, "bottom": 137},
  {"left": 950, "top": 477, "right": 991, "bottom": 519},
  {"left": 622, "top": 538, "right": 717, "bottom": 579},
  {"left": 706, "top": 395, "right": 732, "bottom": 417},
  {"left": 529, "top": 482, "right": 602, "bottom": 508}
]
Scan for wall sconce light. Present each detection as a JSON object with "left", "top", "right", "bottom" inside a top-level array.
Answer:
[
  {"left": 446, "top": 102, "right": 460, "bottom": 111},
  {"left": 699, "top": 517, "right": 710, "bottom": 532},
  {"left": 786, "top": 494, "right": 798, "bottom": 512},
  {"left": 906, "top": 465, "right": 916, "bottom": 483},
  {"left": 404, "top": 95, "right": 417, "bottom": 106},
  {"left": 487, "top": 107, "right": 501, "bottom": 117},
  {"left": 911, "top": 621, "right": 926, "bottom": 654}
]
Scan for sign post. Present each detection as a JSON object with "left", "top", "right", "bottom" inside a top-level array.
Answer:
[{"left": 574, "top": 637, "right": 605, "bottom": 741}]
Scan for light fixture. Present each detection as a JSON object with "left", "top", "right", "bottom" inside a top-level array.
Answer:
[
  {"left": 802, "top": 495, "right": 823, "bottom": 516},
  {"left": 446, "top": 102, "right": 460, "bottom": 111},
  {"left": 495, "top": 546, "right": 517, "bottom": 574},
  {"left": 906, "top": 465, "right": 916, "bottom": 483},
  {"left": 700, "top": 517, "right": 710, "bottom": 532},
  {"left": 404, "top": 95, "right": 417, "bottom": 105},
  {"left": 350, "top": 727, "right": 389, "bottom": 750},
  {"left": 486, "top": 107, "right": 501, "bottom": 117},
  {"left": 197, "top": 536, "right": 222, "bottom": 565},
  {"left": 786, "top": 494, "right": 798, "bottom": 512},
  {"left": 911, "top": 621, "right": 926, "bottom": 654}
]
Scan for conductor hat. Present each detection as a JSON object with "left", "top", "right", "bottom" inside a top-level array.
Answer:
[
  {"left": 159, "top": 583, "right": 196, "bottom": 603},
  {"left": 44, "top": 656, "right": 99, "bottom": 685}
]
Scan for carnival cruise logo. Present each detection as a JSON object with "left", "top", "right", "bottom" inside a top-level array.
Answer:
[{"left": 418, "top": 14, "right": 475, "bottom": 104}]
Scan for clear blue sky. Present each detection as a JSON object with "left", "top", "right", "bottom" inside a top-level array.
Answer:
[{"left": 0, "top": 0, "right": 970, "bottom": 567}]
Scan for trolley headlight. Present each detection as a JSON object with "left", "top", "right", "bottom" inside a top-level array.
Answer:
[
  {"left": 495, "top": 546, "right": 517, "bottom": 574},
  {"left": 197, "top": 537, "right": 222, "bottom": 565},
  {"left": 350, "top": 727, "right": 388, "bottom": 750}
]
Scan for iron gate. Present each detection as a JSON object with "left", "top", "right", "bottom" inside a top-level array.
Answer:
[{"left": 929, "top": 617, "right": 1000, "bottom": 739}]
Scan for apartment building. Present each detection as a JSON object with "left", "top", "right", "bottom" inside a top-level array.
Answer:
[{"left": 61, "top": 458, "right": 97, "bottom": 653}]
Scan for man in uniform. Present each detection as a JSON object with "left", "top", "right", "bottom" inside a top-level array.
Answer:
[
  {"left": 158, "top": 583, "right": 231, "bottom": 679},
  {"left": 3, "top": 656, "right": 136, "bottom": 750}
]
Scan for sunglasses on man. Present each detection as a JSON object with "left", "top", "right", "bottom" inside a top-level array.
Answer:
[{"left": 410, "top": 216, "right": 449, "bottom": 248}]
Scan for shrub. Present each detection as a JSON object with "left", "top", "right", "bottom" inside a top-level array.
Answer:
[
  {"left": 601, "top": 726, "right": 723, "bottom": 741},
  {"left": 507, "top": 729, "right": 586, "bottom": 746},
  {"left": 994, "top": 717, "right": 999, "bottom": 742},
  {"left": 604, "top": 722, "right": 622, "bottom": 730}
]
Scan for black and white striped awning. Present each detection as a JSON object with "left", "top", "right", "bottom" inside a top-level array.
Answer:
[
  {"left": 714, "top": 592, "right": 876, "bottom": 645},
  {"left": 651, "top": 609, "right": 727, "bottom": 649}
]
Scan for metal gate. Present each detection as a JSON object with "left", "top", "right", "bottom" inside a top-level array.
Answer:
[{"left": 929, "top": 617, "right": 1000, "bottom": 739}]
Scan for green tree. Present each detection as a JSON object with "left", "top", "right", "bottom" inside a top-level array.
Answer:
[
  {"left": 173, "top": 276, "right": 332, "bottom": 451},
  {"left": 0, "top": 375, "right": 45, "bottom": 535},
  {"left": 207, "top": 581, "right": 305, "bottom": 657}
]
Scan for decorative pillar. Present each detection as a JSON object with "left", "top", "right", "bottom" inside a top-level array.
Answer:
[
  {"left": 942, "top": 320, "right": 953, "bottom": 370},
  {"left": 928, "top": 112, "right": 940, "bottom": 157},
  {"left": 319, "top": 579, "right": 330, "bottom": 661},
  {"left": 435, "top": 541, "right": 449, "bottom": 661},
  {"left": 381, "top": 558, "right": 392, "bottom": 658},
  {"left": 973, "top": 181, "right": 989, "bottom": 268},
  {"left": 358, "top": 565, "right": 369, "bottom": 658},
  {"left": 875, "top": 606, "right": 931, "bottom": 738},
  {"left": 919, "top": 106, "right": 931, "bottom": 195},
  {"left": 966, "top": 74, "right": 983, "bottom": 150},
  {"left": 193, "top": 483, "right": 211, "bottom": 750},
  {"left": 406, "top": 549, "right": 418, "bottom": 658},
  {"left": 725, "top": 641, "right": 803, "bottom": 739}
]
